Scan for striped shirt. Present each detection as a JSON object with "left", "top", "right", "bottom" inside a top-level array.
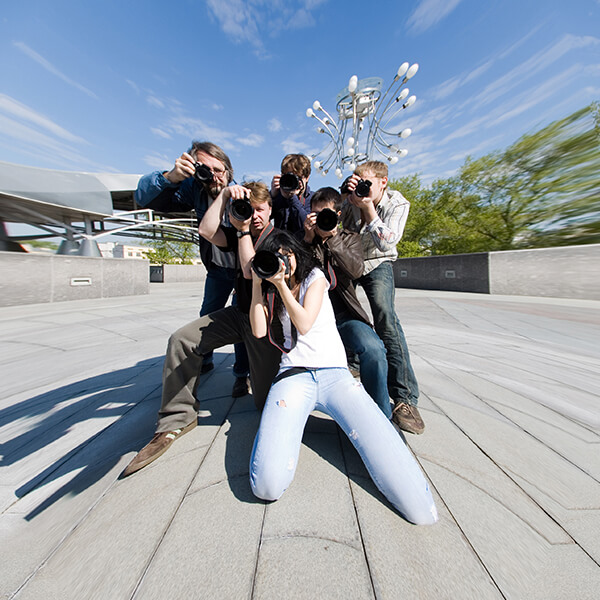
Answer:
[{"left": 341, "top": 189, "right": 410, "bottom": 275}]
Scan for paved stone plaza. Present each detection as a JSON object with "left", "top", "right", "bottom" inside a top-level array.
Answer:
[{"left": 0, "top": 282, "right": 599, "bottom": 599}]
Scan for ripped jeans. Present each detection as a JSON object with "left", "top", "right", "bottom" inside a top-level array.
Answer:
[{"left": 249, "top": 367, "right": 437, "bottom": 525}]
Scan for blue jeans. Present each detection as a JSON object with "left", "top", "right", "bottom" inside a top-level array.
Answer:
[
  {"left": 357, "top": 261, "right": 419, "bottom": 406},
  {"left": 200, "top": 266, "right": 249, "bottom": 378},
  {"left": 249, "top": 368, "right": 437, "bottom": 525},
  {"left": 337, "top": 319, "right": 391, "bottom": 418}
]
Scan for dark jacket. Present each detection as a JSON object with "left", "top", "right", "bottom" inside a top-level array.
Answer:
[
  {"left": 306, "top": 229, "right": 372, "bottom": 326},
  {"left": 272, "top": 185, "right": 313, "bottom": 234}
]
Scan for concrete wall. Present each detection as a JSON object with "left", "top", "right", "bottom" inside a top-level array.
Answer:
[
  {"left": 0, "top": 252, "right": 149, "bottom": 306},
  {"left": 393, "top": 244, "right": 600, "bottom": 300},
  {"left": 489, "top": 244, "right": 600, "bottom": 300},
  {"left": 150, "top": 264, "right": 206, "bottom": 283},
  {"left": 393, "top": 253, "right": 489, "bottom": 293}
]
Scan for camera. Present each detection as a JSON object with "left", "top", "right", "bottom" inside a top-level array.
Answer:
[
  {"left": 252, "top": 250, "right": 290, "bottom": 279},
  {"left": 280, "top": 172, "right": 300, "bottom": 192},
  {"left": 230, "top": 197, "right": 253, "bottom": 221},
  {"left": 316, "top": 208, "right": 338, "bottom": 232},
  {"left": 355, "top": 179, "right": 372, "bottom": 197},
  {"left": 194, "top": 163, "right": 214, "bottom": 184}
]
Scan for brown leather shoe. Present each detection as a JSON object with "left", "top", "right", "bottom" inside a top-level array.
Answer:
[
  {"left": 231, "top": 376, "right": 250, "bottom": 398},
  {"left": 392, "top": 402, "right": 425, "bottom": 435},
  {"left": 121, "top": 420, "right": 197, "bottom": 477}
]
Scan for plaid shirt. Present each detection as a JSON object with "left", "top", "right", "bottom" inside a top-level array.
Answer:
[{"left": 341, "top": 189, "right": 410, "bottom": 275}]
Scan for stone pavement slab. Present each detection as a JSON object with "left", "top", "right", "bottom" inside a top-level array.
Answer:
[{"left": 1, "top": 283, "right": 599, "bottom": 599}]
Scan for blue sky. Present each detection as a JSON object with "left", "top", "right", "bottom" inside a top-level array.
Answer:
[{"left": 1, "top": 0, "right": 599, "bottom": 191}]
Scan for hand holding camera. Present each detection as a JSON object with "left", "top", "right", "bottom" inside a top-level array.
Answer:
[
  {"left": 164, "top": 152, "right": 197, "bottom": 184},
  {"left": 274, "top": 172, "right": 304, "bottom": 200},
  {"left": 252, "top": 250, "right": 290, "bottom": 281},
  {"left": 227, "top": 185, "right": 254, "bottom": 225}
]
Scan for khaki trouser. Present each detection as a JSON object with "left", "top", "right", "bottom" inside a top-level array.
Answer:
[{"left": 157, "top": 306, "right": 281, "bottom": 432}]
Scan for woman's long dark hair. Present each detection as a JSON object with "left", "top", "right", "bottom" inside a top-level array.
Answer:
[{"left": 258, "top": 230, "right": 321, "bottom": 314}]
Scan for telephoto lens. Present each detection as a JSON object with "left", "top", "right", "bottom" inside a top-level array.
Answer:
[
  {"left": 194, "top": 163, "right": 214, "bottom": 184},
  {"left": 355, "top": 179, "right": 372, "bottom": 197},
  {"left": 280, "top": 172, "right": 300, "bottom": 192},
  {"left": 316, "top": 208, "right": 338, "bottom": 232},
  {"left": 230, "top": 197, "right": 253, "bottom": 221},
  {"left": 252, "top": 250, "right": 289, "bottom": 279}
]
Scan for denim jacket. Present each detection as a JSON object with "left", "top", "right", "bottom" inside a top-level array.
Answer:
[{"left": 135, "top": 171, "right": 235, "bottom": 271}]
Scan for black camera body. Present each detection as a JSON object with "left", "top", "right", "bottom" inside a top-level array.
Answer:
[
  {"left": 316, "top": 208, "right": 338, "bottom": 232},
  {"left": 355, "top": 179, "right": 372, "bottom": 197},
  {"left": 230, "top": 197, "right": 253, "bottom": 221},
  {"left": 252, "top": 250, "right": 290, "bottom": 279},
  {"left": 194, "top": 163, "right": 214, "bottom": 184},
  {"left": 280, "top": 172, "right": 300, "bottom": 192}
]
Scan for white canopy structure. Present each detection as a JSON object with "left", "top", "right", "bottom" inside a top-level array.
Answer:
[{"left": 0, "top": 161, "right": 198, "bottom": 255}]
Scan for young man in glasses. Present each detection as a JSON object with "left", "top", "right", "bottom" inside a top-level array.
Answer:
[
  {"left": 135, "top": 141, "right": 250, "bottom": 398},
  {"left": 341, "top": 161, "right": 424, "bottom": 435}
]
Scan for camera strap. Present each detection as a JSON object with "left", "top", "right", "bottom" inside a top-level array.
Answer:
[
  {"left": 324, "top": 255, "right": 337, "bottom": 291},
  {"left": 265, "top": 291, "right": 298, "bottom": 354}
]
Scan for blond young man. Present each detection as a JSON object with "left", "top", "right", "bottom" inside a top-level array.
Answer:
[{"left": 341, "top": 161, "right": 424, "bottom": 434}]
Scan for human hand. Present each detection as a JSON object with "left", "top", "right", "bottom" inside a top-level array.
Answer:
[
  {"left": 164, "top": 152, "right": 196, "bottom": 183},
  {"left": 270, "top": 174, "right": 281, "bottom": 197},
  {"left": 303, "top": 212, "right": 317, "bottom": 243}
]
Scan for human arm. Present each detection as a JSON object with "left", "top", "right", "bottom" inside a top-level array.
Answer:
[
  {"left": 249, "top": 271, "right": 269, "bottom": 338},
  {"left": 267, "top": 266, "right": 327, "bottom": 336}
]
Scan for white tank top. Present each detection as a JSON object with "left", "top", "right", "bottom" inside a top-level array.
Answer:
[{"left": 279, "top": 268, "right": 348, "bottom": 370}]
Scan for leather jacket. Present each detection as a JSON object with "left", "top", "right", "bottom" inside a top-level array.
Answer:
[{"left": 306, "top": 229, "right": 372, "bottom": 326}]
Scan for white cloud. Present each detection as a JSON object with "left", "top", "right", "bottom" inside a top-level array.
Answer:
[
  {"left": 143, "top": 153, "right": 173, "bottom": 171},
  {"left": 147, "top": 96, "right": 165, "bottom": 109},
  {"left": 0, "top": 94, "right": 86, "bottom": 144},
  {"left": 406, "top": 0, "right": 464, "bottom": 35},
  {"left": 212, "top": 103, "right": 224, "bottom": 111},
  {"left": 126, "top": 79, "right": 140, "bottom": 94},
  {"left": 237, "top": 133, "right": 264, "bottom": 147},
  {"left": 281, "top": 134, "right": 313, "bottom": 155},
  {"left": 150, "top": 127, "right": 172, "bottom": 139},
  {"left": 205, "top": 0, "right": 328, "bottom": 55},
  {"left": 165, "top": 114, "right": 237, "bottom": 150},
  {"left": 268, "top": 117, "right": 282, "bottom": 132},
  {"left": 13, "top": 41, "right": 98, "bottom": 99},
  {"left": 472, "top": 34, "right": 600, "bottom": 109}
]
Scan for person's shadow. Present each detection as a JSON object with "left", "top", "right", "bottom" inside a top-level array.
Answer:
[{"left": 1, "top": 357, "right": 166, "bottom": 520}]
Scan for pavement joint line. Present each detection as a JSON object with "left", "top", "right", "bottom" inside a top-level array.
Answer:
[
  {"left": 337, "top": 425, "right": 377, "bottom": 599},
  {"left": 434, "top": 373, "right": 600, "bottom": 484},
  {"left": 249, "top": 499, "right": 268, "bottom": 600},
  {"left": 130, "top": 395, "right": 241, "bottom": 600},
  {"left": 423, "top": 383, "right": 600, "bottom": 568},
  {"left": 413, "top": 452, "right": 508, "bottom": 599}
]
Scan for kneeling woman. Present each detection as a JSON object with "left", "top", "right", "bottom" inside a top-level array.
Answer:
[{"left": 248, "top": 230, "right": 437, "bottom": 525}]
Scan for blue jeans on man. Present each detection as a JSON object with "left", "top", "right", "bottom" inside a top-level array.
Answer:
[
  {"left": 357, "top": 261, "right": 419, "bottom": 406},
  {"left": 200, "top": 266, "right": 249, "bottom": 378},
  {"left": 337, "top": 318, "right": 391, "bottom": 417}
]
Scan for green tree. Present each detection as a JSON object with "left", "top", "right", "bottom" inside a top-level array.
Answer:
[
  {"left": 142, "top": 239, "right": 198, "bottom": 264},
  {"left": 390, "top": 102, "right": 600, "bottom": 255}
]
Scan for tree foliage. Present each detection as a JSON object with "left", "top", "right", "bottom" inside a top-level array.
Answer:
[
  {"left": 142, "top": 239, "right": 198, "bottom": 264},
  {"left": 391, "top": 102, "right": 600, "bottom": 256}
]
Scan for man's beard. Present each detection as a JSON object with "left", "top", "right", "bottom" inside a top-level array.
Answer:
[{"left": 206, "top": 181, "right": 224, "bottom": 199}]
